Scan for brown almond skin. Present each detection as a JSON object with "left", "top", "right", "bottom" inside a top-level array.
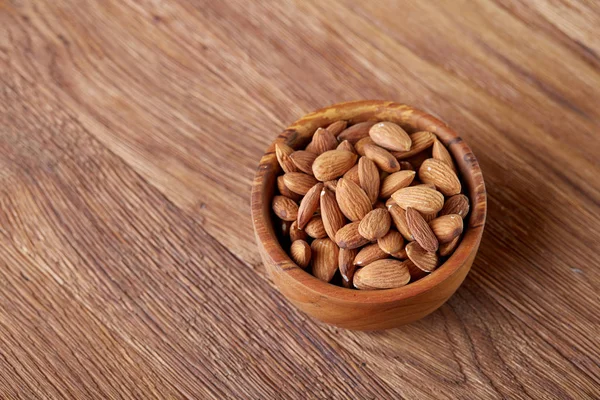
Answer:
[
  {"left": 429, "top": 214, "right": 463, "bottom": 243},
  {"left": 378, "top": 230, "right": 404, "bottom": 254},
  {"left": 283, "top": 172, "right": 319, "bottom": 195},
  {"left": 406, "top": 241, "right": 439, "bottom": 272},
  {"left": 354, "top": 137, "right": 375, "bottom": 156},
  {"left": 326, "top": 120, "right": 348, "bottom": 136},
  {"left": 353, "top": 243, "right": 388, "bottom": 266},
  {"left": 440, "top": 194, "right": 470, "bottom": 219},
  {"left": 369, "top": 122, "right": 412, "bottom": 152},
  {"left": 308, "top": 127, "right": 338, "bottom": 155},
  {"left": 343, "top": 164, "right": 360, "bottom": 185},
  {"left": 272, "top": 195, "right": 298, "bottom": 221},
  {"left": 297, "top": 183, "right": 324, "bottom": 229},
  {"left": 304, "top": 216, "right": 327, "bottom": 239},
  {"left": 290, "top": 220, "right": 308, "bottom": 242},
  {"left": 391, "top": 186, "right": 444, "bottom": 213},
  {"left": 336, "top": 178, "right": 372, "bottom": 221},
  {"left": 439, "top": 235, "right": 460, "bottom": 256},
  {"left": 405, "top": 207, "right": 439, "bottom": 252},
  {"left": 391, "top": 131, "right": 435, "bottom": 159},
  {"left": 290, "top": 240, "right": 311, "bottom": 269},
  {"left": 358, "top": 157, "right": 380, "bottom": 204},
  {"left": 339, "top": 248, "right": 359, "bottom": 286},
  {"left": 353, "top": 259, "right": 411, "bottom": 290},
  {"left": 432, "top": 138, "right": 456, "bottom": 172},
  {"left": 363, "top": 143, "right": 400, "bottom": 173},
  {"left": 380, "top": 170, "right": 416, "bottom": 198},
  {"left": 277, "top": 175, "right": 302, "bottom": 202},
  {"left": 289, "top": 150, "right": 317, "bottom": 175},
  {"left": 312, "top": 150, "right": 358, "bottom": 182},
  {"left": 418, "top": 158, "right": 461, "bottom": 196},
  {"left": 311, "top": 238, "right": 339, "bottom": 282},
  {"left": 405, "top": 259, "right": 428, "bottom": 281},
  {"left": 358, "top": 209, "right": 391, "bottom": 241},
  {"left": 319, "top": 188, "right": 346, "bottom": 240},
  {"left": 388, "top": 204, "right": 414, "bottom": 241},
  {"left": 391, "top": 246, "right": 408, "bottom": 260},
  {"left": 276, "top": 143, "right": 298, "bottom": 173},
  {"left": 334, "top": 221, "right": 370, "bottom": 249},
  {"left": 337, "top": 121, "right": 376, "bottom": 144},
  {"left": 399, "top": 161, "right": 414, "bottom": 171},
  {"left": 336, "top": 140, "right": 356, "bottom": 154}
]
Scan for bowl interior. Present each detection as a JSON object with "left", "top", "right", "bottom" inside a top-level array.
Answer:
[{"left": 251, "top": 100, "right": 486, "bottom": 304}]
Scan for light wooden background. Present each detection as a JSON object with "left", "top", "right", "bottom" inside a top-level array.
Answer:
[{"left": 1, "top": 0, "right": 599, "bottom": 398}]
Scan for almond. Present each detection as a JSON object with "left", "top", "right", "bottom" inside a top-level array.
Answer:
[
  {"left": 320, "top": 188, "right": 346, "bottom": 240},
  {"left": 289, "top": 150, "right": 317, "bottom": 175},
  {"left": 406, "top": 242, "right": 439, "bottom": 272},
  {"left": 388, "top": 204, "right": 414, "bottom": 241},
  {"left": 283, "top": 172, "right": 319, "bottom": 195},
  {"left": 354, "top": 243, "right": 388, "bottom": 266},
  {"left": 405, "top": 259, "right": 428, "bottom": 281},
  {"left": 358, "top": 157, "right": 380, "bottom": 204},
  {"left": 429, "top": 214, "right": 463, "bottom": 243},
  {"left": 380, "top": 170, "right": 416, "bottom": 198},
  {"left": 324, "top": 180, "right": 338, "bottom": 192},
  {"left": 339, "top": 248, "right": 358, "bottom": 286},
  {"left": 297, "top": 183, "right": 324, "bottom": 228},
  {"left": 399, "top": 161, "right": 414, "bottom": 171},
  {"left": 275, "top": 143, "right": 298, "bottom": 173},
  {"left": 336, "top": 139, "right": 356, "bottom": 154},
  {"left": 353, "top": 259, "right": 410, "bottom": 290},
  {"left": 272, "top": 195, "right": 298, "bottom": 221},
  {"left": 439, "top": 235, "right": 460, "bottom": 256},
  {"left": 307, "top": 127, "right": 338, "bottom": 155},
  {"left": 418, "top": 158, "right": 461, "bottom": 196},
  {"left": 411, "top": 183, "right": 437, "bottom": 190},
  {"left": 405, "top": 207, "right": 439, "bottom": 252},
  {"left": 290, "top": 240, "right": 311, "bottom": 269},
  {"left": 385, "top": 197, "right": 397, "bottom": 208},
  {"left": 343, "top": 164, "right": 360, "bottom": 185},
  {"left": 358, "top": 209, "right": 391, "bottom": 241},
  {"left": 326, "top": 120, "right": 348, "bottom": 136},
  {"left": 279, "top": 220, "right": 290, "bottom": 238},
  {"left": 336, "top": 178, "right": 372, "bottom": 221},
  {"left": 334, "top": 221, "right": 369, "bottom": 249},
  {"left": 337, "top": 121, "right": 376, "bottom": 144},
  {"left": 277, "top": 175, "right": 302, "bottom": 202},
  {"left": 440, "top": 194, "right": 470, "bottom": 218},
  {"left": 391, "top": 186, "right": 444, "bottom": 213},
  {"left": 354, "top": 137, "right": 375, "bottom": 156},
  {"left": 432, "top": 138, "right": 456, "bottom": 172},
  {"left": 391, "top": 246, "right": 408, "bottom": 260},
  {"left": 311, "top": 238, "right": 339, "bottom": 282},
  {"left": 289, "top": 220, "right": 308, "bottom": 242},
  {"left": 305, "top": 216, "right": 327, "bottom": 239},
  {"left": 363, "top": 144, "right": 400, "bottom": 173},
  {"left": 369, "top": 122, "right": 412, "bottom": 152},
  {"left": 377, "top": 230, "right": 404, "bottom": 254},
  {"left": 391, "top": 131, "right": 435, "bottom": 159},
  {"left": 423, "top": 212, "right": 438, "bottom": 222},
  {"left": 312, "top": 150, "right": 357, "bottom": 181}
]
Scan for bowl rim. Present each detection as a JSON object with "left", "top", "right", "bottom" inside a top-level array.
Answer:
[{"left": 251, "top": 100, "right": 486, "bottom": 304}]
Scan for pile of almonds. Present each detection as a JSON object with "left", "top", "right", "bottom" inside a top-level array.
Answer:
[{"left": 272, "top": 120, "right": 470, "bottom": 290}]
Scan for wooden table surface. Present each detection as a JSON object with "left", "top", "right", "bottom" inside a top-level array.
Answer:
[{"left": 2, "top": 1, "right": 599, "bottom": 398}]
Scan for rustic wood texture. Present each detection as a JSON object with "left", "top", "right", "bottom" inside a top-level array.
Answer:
[{"left": 1, "top": 0, "right": 599, "bottom": 398}]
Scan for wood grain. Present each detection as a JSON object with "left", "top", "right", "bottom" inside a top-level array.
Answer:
[{"left": 1, "top": 0, "right": 599, "bottom": 398}]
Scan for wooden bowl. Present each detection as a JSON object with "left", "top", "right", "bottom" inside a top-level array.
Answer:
[{"left": 251, "top": 100, "right": 486, "bottom": 330}]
